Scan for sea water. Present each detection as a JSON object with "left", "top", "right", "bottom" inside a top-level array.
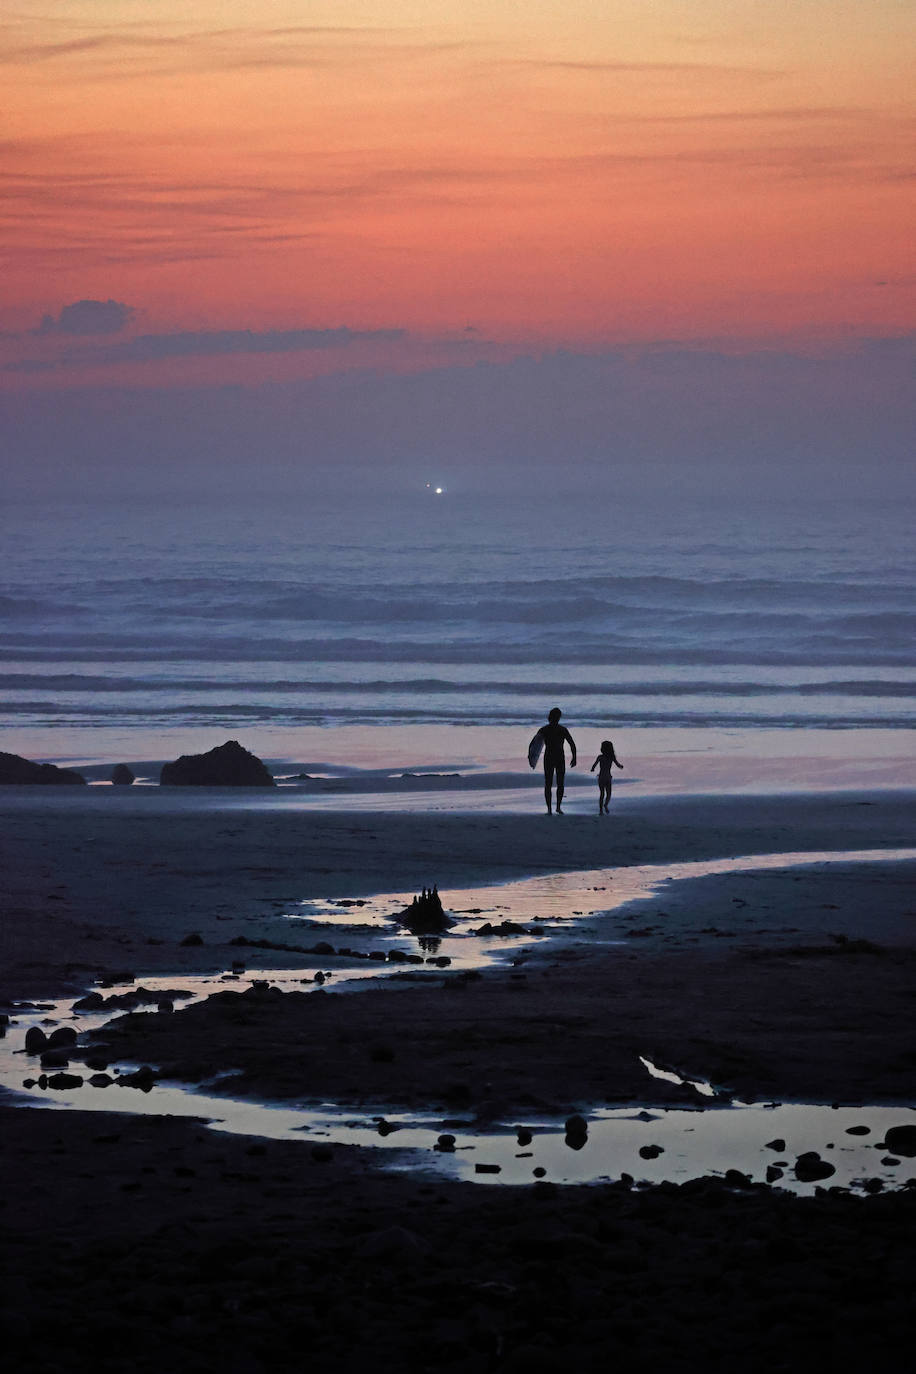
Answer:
[{"left": 2, "top": 490, "right": 913, "bottom": 797}]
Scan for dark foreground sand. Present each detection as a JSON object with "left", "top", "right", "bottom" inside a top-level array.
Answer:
[{"left": 1, "top": 789, "right": 915, "bottom": 1371}]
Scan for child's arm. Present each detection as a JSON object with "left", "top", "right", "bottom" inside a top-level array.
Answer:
[{"left": 589, "top": 756, "right": 600, "bottom": 772}]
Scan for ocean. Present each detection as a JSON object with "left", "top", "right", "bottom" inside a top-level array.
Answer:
[{"left": 2, "top": 490, "right": 913, "bottom": 800}]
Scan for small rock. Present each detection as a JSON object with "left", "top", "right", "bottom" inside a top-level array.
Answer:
[
  {"left": 517, "top": 1127, "right": 533, "bottom": 1147},
  {"left": 46, "top": 1072, "right": 83, "bottom": 1089},
  {"left": 639, "top": 1144, "right": 664, "bottom": 1160},
  {"left": 24, "top": 1027, "right": 48, "bottom": 1054},
  {"left": 764, "top": 1138, "right": 786, "bottom": 1152},
  {"left": 435, "top": 1134, "right": 456, "bottom": 1152},
  {"left": 89, "top": 1073, "right": 114, "bottom": 1087},
  {"left": 845, "top": 1125, "right": 871, "bottom": 1136},
  {"left": 180, "top": 932, "right": 204, "bottom": 947},
  {"left": 766, "top": 1165, "right": 784, "bottom": 1183},
  {"left": 47, "top": 1027, "right": 77, "bottom": 1049},
  {"left": 111, "top": 764, "right": 135, "bottom": 786},
  {"left": 794, "top": 1151, "right": 836, "bottom": 1182},
  {"left": 475, "top": 1163, "right": 502, "bottom": 1174},
  {"left": 884, "top": 1124, "right": 916, "bottom": 1157}
]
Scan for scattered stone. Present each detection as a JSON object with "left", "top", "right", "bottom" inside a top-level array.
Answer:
[
  {"left": 24, "top": 1027, "right": 48, "bottom": 1054},
  {"left": 40, "top": 1050, "right": 70, "bottom": 1069},
  {"left": 72, "top": 993, "right": 106, "bottom": 1012},
  {"left": 376, "top": 1119, "right": 398, "bottom": 1137},
  {"left": 180, "top": 932, "right": 204, "bottom": 946},
  {"left": 0, "top": 750, "right": 86, "bottom": 785},
  {"left": 435, "top": 1134, "right": 456, "bottom": 1152},
  {"left": 517, "top": 1127, "right": 533, "bottom": 1147},
  {"left": 119, "top": 1065, "right": 156, "bottom": 1091},
  {"left": 881, "top": 1157, "right": 901, "bottom": 1166},
  {"left": 845, "top": 1125, "right": 871, "bottom": 1136},
  {"left": 46, "top": 1072, "right": 83, "bottom": 1089},
  {"left": 47, "top": 1027, "right": 78, "bottom": 1049},
  {"left": 565, "top": 1114, "right": 588, "bottom": 1139},
  {"left": 724, "top": 1169, "right": 754, "bottom": 1188},
  {"left": 532, "top": 1167, "right": 547, "bottom": 1178},
  {"left": 475, "top": 1163, "right": 502, "bottom": 1175},
  {"left": 766, "top": 1165, "right": 784, "bottom": 1183},
  {"left": 794, "top": 1152, "right": 836, "bottom": 1182},
  {"left": 884, "top": 1125, "right": 916, "bottom": 1157},
  {"left": 764, "top": 1138, "right": 786, "bottom": 1152},
  {"left": 110, "top": 763, "right": 135, "bottom": 786},
  {"left": 84, "top": 1054, "right": 109, "bottom": 1070},
  {"left": 639, "top": 1144, "right": 664, "bottom": 1160},
  {"left": 159, "top": 739, "right": 275, "bottom": 787},
  {"left": 89, "top": 1073, "right": 114, "bottom": 1087}
]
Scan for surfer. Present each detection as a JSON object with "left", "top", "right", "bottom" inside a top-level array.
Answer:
[{"left": 528, "top": 707, "right": 577, "bottom": 814}]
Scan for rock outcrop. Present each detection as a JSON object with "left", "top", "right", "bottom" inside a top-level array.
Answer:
[
  {"left": 0, "top": 751, "right": 86, "bottom": 785},
  {"left": 159, "top": 740, "right": 274, "bottom": 787},
  {"left": 110, "top": 764, "right": 135, "bottom": 786}
]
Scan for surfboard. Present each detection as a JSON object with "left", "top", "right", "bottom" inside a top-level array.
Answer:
[{"left": 527, "top": 731, "right": 544, "bottom": 768}]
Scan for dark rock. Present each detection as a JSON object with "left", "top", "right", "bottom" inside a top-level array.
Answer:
[
  {"left": 110, "top": 763, "right": 135, "bottom": 786},
  {"left": 724, "top": 1169, "right": 754, "bottom": 1188},
  {"left": 435, "top": 1134, "right": 456, "bottom": 1152},
  {"left": 397, "top": 885, "right": 452, "bottom": 934},
  {"left": 766, "top": 1165, "right": 784, "bottom": 1183},
  {"left": 0, "top": 750, "right": 86, "bottom": 785},
  {"left": 84, "top": 1053, "right": 109, "bottom": 1070},
  {"left": 89, "top": 1073, "right": 114, "bottom": 1087},
  {"left": 884, "top": 1124, "right": 916, "bottom": 1157},
  {"left": 310, "top": 1145, "right": 333, "bottom": 1163},
  {"left": 46, "top": 1072, "right": 83, "bottom": 1089},
  {"left": 72, "top": 993, "right": 106, "bottom": 1012},
  {"left": 310, "top": 941, "right": 335, "bottom": 955},
  {"left": 47, "top": 1027, "right": 77, "bottom": 1049},
  {"left": 845, "top": 1124, "right": 871, "bottom": 1135},
  {"left": 159, "top": 739, "right": 274, "bottom": 787},
  {"left": 40, "top": 1050, "right": 70, "bottom": 1069},
  {"left": 794, "top": 1152, "right": 836, "bottom": 1182},
  {"left": 376, "top": 1118, "right": 398, "bottom": 1137},
  {"left": 517, "top": 1127, "right": 533, "bottom": 1147},
  {"left": 881, "top": 1157, "right": 901, "bottom": 1166},
  {"left": 532, "top": 1167, "right": 547, "bottom": 1178},
  {"left": 565, "top": 1114, "right": 588, "bottom": 1138},
  {"left": 180, "top": 932, "right": 204, "bottom": 946},
  {"left": 764, "top": 1138, "right": 786, "bottom": 1151},
  {"left": 24, "top": 1027, "right": 48, "bottom": 1054},
  {"left": 475, "top": 1163, "right": 502, "bottom": 1174},
  {"left": 639, "top": 1144, "right": 664, "bottom": 1159},
  {"left": 119, "top": 1065, "right": 156, "bottom": 1091}
]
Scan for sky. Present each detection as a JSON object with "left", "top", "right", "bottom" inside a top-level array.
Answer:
[{"left": 1, "top": 1, "right": 914, "bottom": 499}]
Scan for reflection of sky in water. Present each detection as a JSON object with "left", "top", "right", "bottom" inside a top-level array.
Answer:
[
  {"left": 4, "top": 846, "right": 915, "bottom": 1192},
  {"left": 292, "top": 847, "right": 916, "bottom": 932}
]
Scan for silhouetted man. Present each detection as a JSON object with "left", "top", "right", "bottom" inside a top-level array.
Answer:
[{"left": 529, "top": 707, "right": 577, "bottom": 814}]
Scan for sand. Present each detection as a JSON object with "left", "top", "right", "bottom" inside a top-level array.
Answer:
[{"left": 1, "top": 787, "right": 915, "bottom": 1371}]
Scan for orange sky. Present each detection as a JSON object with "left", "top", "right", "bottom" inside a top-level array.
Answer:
[{"left": 2, "top": 1, "right": 914, "bottom": 390}]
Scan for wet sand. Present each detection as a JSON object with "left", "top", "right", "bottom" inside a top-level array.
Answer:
[{"left": 1, "top": 788, "right": 915, "bottom": 1370}]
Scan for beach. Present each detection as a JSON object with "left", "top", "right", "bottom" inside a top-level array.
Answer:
[{"left": 2, "top": 786, "right": 915, "bottom": 1370}]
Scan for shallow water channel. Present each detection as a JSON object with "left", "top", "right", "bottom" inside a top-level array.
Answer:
[{"left": 3, "top": 846, "right": 915, "bottom": 1194}]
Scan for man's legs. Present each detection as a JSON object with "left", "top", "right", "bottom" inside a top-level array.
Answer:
[
  {"left": 543, "top": 762, "right": 555, "bottom": 812},
  {"left": 555, "top": 765, "right": 566, "bottom": 813}
]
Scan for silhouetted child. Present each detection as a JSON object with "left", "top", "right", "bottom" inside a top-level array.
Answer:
[{"left": 590, "top": 739, "right": 623, "bottom": 813}]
